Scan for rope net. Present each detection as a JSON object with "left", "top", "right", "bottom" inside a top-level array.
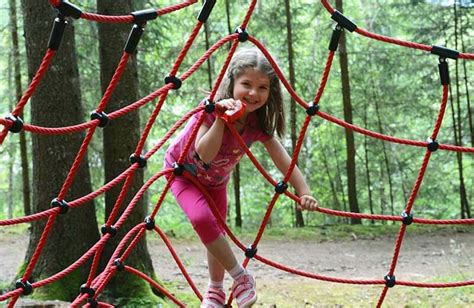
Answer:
[{"left": 0, "top": 0, "right": 473, "bottom": 307}]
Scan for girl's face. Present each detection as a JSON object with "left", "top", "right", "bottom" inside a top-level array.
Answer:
[{"left": 233, "top": 69, "right": 270, "bottom": 114}]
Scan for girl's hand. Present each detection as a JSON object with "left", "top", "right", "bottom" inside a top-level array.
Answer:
[
  {"left": 216, "top": 99, "right": 238, "bottom": 114},
  {"left": 298, "top": 194, "right": 319, "bottom": 211}
]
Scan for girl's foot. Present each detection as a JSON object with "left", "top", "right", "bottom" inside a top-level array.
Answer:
[
  {"left": 231, "top": 272, "right": 257, "bottom": 307},
  {"left": 200, "top": 287, "right": 226, "bottom": 308}
]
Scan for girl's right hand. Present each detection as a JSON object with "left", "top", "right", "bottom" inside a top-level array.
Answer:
[
  {"left": 216, "top": 99, "right": 239, "bottom": 114},
  {"left": 216, "top": 99, "right": 246, "bottom": 123}
]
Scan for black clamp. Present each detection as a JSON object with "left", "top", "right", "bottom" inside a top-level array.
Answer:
[
  {"left": 204, "top": 99, "right": 215, "bottom": 113},
  {"left": 114, "top": 259, "right": 125, "bottom": 272},
  {"left": 144, "top": 216, "right": 155, "bottom": 230},
  {"left": 306, "top": 103, "right": 320, "bottom": 116},
  {"left": 48, "top": 17, "right": 67, "bottom": 50},
  {"left": 274, "top": 181, "right": 288, "bottom": 194},
  {"left": 51, "top": 198, "right": 69, "bottom": 214},
  {"left": 131, "top": 8, "right": 158, "bottom": 24},
  {"left": 437, "top": 58, "right": 450, "bottom": 86},
  {"left": 427, "top": 138, "right": 439, "bottom": 152},
  {"left": 15, "top": 279, "right": 33, "bottom": 296},
  {"left": 401, "top": 211, "right": 413, "bottom": 225},
  {"left": 245, "top": 245, "right": 258, "bottom": 259},
  {"left": 172, "top": 162, "right": 185, "bottom": 176},
  {"left": 129, "top": 153, "right": 147, "bottom": 168},
  {"left": 5, "top": 113, "right": 24, "bottom": 133},
  {"left": 197, "top": 0, "right": 216, "bottom": 23},
  {"left": 164, "top": 75, "right": 182, "bottom": 90},
  {"left": 55, "top": 1, "right": 82, "bottom": 19},
  {"left": 384, "top": 274, "right": 396, "bottom": 288},
  {"left": 87, "top": 298, "right": 99, "bottom": 308},
  {"left": 331, "top": 10, "right": 357, "bottom": 32},
  {"left": 80, "top": 284, "right": 95, "bottom": 297},
  {"left": 431, "top": 45, "right": 459, "bottom": 60},
  {"left": 235, "top": 27, "right": 249, "bottom": 42},
  {"left": 101, "top": 224, "right": 117, "bottom": 237},
  {"left": 124, "top": 24, "right": 145, "bottom": 54},
  {"left": 328, "top": 24, "right": 343, "bottom": 51},
  {"left": 90, "top": 111, "right": 110, "bottom": 128}
]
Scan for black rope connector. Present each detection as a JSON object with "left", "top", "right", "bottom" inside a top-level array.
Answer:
[
  {"left": 197, "top": 0, "right": 216, "bottom": 23},
  {"left": 331, "top": 10, "right": 357, "bottom": 32},
  {"left": 328, "top": 25, "right": 343, "bottom": 51},
  {"left": 87, "top": 298, "right": 99, "bottom": 308},
  {"left": 114, "top": 259, "right": 125, "bottom": 272},
  {"left": 131, "top": 8, "right": 158, "bottom": 24},
  {"left": 437, "top": 58, "right": 450, "bottom": 86},
  {"left": 427, "top": 138, "right": 439, "bottom": 152},
  {"left": 306, "top": 103, "right": 320, "bottom": 116},
  {"left": 235, "top": 27, "right": 249, "bottom": 42},
  {"left": 15, "top": 280, "right": 33, "bottom": 296},
  {"left": 101, "top": 224, "right": 117, "bottom": 237},
  {"left": 48, "top": 17, "right": 67, "bottom": 50},
  {"left": 384, "top": 274, "right": 396, "bottom": 288},
  {"left": 401, "top": 211, "right": 413, "bottom": 225},
  {"left": 144, "top": 216, "right": 155, "bottom": 230},
  {"left": 431, "top": 45, "right": 459, "bottom": 60},
  {"left": 90, "top": 111, "right": 110, "bottom": 128},
  {"left": 55, "top": 1, "right": 82, "bottom": 19},
  {"left": 80, "top": 284, "right": 95, "bottom": 297},
  {"left": 204, "top": 99, "right": 215, "bottom": 113},
  {"left": 172, "top": 162, "right": 185, "bottom": 176},
  {"left": 275, "top": 181, "right": 288, "bottom": 194},
  {"left": 124, "top": 24, "right": 145, "bottom": 54},
  {"left": 129, "top": 153, "right": 147, "bottom": 168},
  {"left": 51, "top": 198, "right": 69, "bottom": 214},
  {"left": 5, "top": 113, "right": 24, "bottom": 133},
  {"left": 245, "top": 245, "right": 258, "bottom": 259},
  {"left": 164, "top": 75, "right": 182, "bottom": 90}
]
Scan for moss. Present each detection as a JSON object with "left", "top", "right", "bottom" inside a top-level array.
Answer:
[{"left": 33, "top": 268, "right": 84, "bottom": 301}]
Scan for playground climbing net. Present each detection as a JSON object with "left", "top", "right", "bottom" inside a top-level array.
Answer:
[{"left": 0, "top": 0, "right": 473, "bottom": 307}]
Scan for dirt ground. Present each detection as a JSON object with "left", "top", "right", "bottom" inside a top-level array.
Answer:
[{"left": 1, "top": 228, "right": 473, "bottom": 307}]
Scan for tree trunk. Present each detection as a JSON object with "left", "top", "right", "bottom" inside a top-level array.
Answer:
[
  {"left": 363, "top": 101, "right": 374, "bottom": 224},
  {"left": 373, "top": 95, "right": 395, "bottom": 216},
  {"left": 10, "top": 0, "right": 31, "bottom": 216},
  {"left": 451, "top": 2, "right": 470, "bottom": 219},
  {"left": 459, "top": 8, "right": 472, "bottom": 147},
  {"left": 97, "top": 0, "right": 156, "bottom": 301},
  {"left": 22, "top": 0, "right": 100, "bottom": 300},
  {"left": 285, "top": 0, "right": 304, "bottom": 227},
  {"left": 335, "top": 0, "right": 360, "bottom": 224}
]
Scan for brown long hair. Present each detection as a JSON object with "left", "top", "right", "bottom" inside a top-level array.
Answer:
[{"left": 215, "top": 47, "right": 285, "bottom": 138}]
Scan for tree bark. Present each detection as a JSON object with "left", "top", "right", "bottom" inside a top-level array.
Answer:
[
  {"left": 335, "top": 0, "right": 361, "bottom": 224},
  {"left": 22, "top": 0, "right": 100, "bottom": 300},
  {"left": 363, "top": 101, "right": 374, "bottom": 224},
  {"left": 10, "top": 0, "right": 31, "bottom": 216},
  {"left": 285, "top": 0, "right": 304, "bottom": 227},
  {"left": 97, "top": 0, "right": 156, "bottom": 301}
]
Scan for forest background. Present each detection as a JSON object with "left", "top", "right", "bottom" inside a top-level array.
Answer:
[{"left": 0, "top": 0, "right": 472, "bottom": 306}]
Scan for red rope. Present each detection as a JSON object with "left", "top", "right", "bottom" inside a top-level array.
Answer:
[
  {"left": 79, "top": 0, "right": 198, "bottom": 23},
  {"left": 124, "top": 266, "right": 186, "bottom": 307},
  {"left": 154, "top": 226, "right": 203, "bottom": 300}
]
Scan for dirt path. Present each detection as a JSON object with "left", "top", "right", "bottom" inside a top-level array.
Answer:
[
  {"left": 1, "top": 229, "right": 473, "bottom": 306},
  {"left": 150, "top": 230, "right": 473, "bottom": 289}
]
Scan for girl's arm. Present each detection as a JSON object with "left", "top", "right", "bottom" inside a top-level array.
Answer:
[
  {"left": 195, "top": 99, "right": 239, "bottom": 164},
  {"left": 263, "top": 137, "right": 318, "bottom": 210}
]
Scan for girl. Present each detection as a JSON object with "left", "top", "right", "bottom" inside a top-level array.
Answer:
[{"left": 164, "top": 47, "right": 318, "bottom": 308}]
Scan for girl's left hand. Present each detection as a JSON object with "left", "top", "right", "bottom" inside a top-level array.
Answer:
[{"left": 298, "top": 195, "right": 319, "bottom": 211}]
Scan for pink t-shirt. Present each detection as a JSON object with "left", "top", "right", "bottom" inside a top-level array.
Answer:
[{"left": 165, "top": 109, "right": 271, "bottom": 190}]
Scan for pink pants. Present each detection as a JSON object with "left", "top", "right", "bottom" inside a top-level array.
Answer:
[{"left": 168, "top": 176, "right": 228, "bottom": 244}]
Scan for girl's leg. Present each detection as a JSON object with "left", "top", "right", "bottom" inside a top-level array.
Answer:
[
  {"left": 205, "top": 235, "right": 239, "bottom": 271},
  {"left": 207, "top": 249, "right": 225, "bottom": 283}
]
